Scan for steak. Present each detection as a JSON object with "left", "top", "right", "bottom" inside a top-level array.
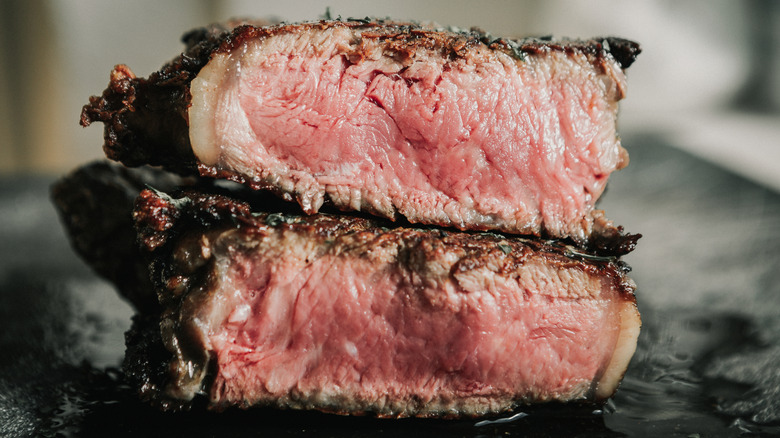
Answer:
[
  {"left": 127, "top": 180, "right": 638, "bottom": 417},
  {"left": 52, "top": 163, "right": 639, "bottom": 417},
  {"left": 81, "top": 19, "right": 640, "bottom": 250}
]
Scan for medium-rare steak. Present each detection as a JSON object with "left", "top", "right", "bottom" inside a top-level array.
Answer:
[
  {"left": 81, "top": 19, "right": 640, "bottom": 250},
  {"left": 129, "top": 185, "right": 639, "bottom": 417}
]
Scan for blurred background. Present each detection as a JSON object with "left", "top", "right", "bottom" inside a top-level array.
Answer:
[{"left": 0, "top": 0, "right": 778, "bottom": 189}]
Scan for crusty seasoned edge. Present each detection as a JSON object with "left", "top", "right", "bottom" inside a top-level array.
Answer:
[
  {"left": 128, "top": 187, "right": 639, "bottom": 415},
  {"left": 79, "top": 19, "right": 641, "bottom": 254}
]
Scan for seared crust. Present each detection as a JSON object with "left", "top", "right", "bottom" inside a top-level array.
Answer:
[
  {"left": 123, "top": 313, "right": 190, "bottom": 411},
  {"left": 80, "top": 65, "right": 195, "bottom": 173},
  {"left": 133, "top": 183, "right": 640, "bottom": 286},
  {"left": 134, "top": 185, "right": 639, "bottom": 313},
  {"left": 136, "top": 186, "right": 636, "bottom": 279},
  {"left": 215, "top": 20, "right": 640, "bottom": 68}
]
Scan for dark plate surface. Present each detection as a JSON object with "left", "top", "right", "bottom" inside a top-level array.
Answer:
[{"left": 2, "top": 134, "right": 780, "bottom": 437}]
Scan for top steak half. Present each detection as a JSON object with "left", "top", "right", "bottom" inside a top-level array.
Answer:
[{"left": 81, "top": 19, "right": 640, "bottom": 249}]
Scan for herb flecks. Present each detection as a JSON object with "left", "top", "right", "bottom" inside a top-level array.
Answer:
[
  {"left": 265, "top": 213, "right": 297, "bottom": 227},
  {"left": 146, "top": 185, "right": 192, "bottom": 210}
]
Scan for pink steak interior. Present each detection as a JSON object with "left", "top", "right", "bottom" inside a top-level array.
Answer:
[{"left": 185, "top": 244, "right": 633, "bottom": 416}]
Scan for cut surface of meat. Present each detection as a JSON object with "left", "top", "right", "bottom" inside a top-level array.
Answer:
[
  {"left": 127, "top": 184, "right": 640, "bottom": 418},
  {"left": 51, "top": 162, "right": 640, "bottom": 417},
  {"left": 81, "top": 19, "right": 640, "bottom": 251}
]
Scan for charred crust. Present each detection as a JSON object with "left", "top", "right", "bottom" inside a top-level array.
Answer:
[
  {"left": 587, "top": 225, "right": 642, "bottom": 257},
  {"left": 81, "top": 65, "right": 196, "bottom": 173},
  {"left": 212, "top": 19, "right": 640, "bottom": 68},
  {"left": 123, "top": 314, "right": 194, "bottom": 411},
  {"left": 516, "top": 36, "right": 641, "bottom": 69},
  {"left": 599, "top": 37, "right": 642, "bottom": 69},
  {"left": 134, "top": 188, "right": 185, "bottom": 251}
]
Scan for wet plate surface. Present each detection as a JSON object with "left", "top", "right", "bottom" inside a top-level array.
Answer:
[{"left": 2, "top": 134, "right": 780, "bottom": 437}]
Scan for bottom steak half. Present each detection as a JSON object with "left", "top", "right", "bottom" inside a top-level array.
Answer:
[{"left": 54, "top": 163, "right": 640, "bottom": 418}]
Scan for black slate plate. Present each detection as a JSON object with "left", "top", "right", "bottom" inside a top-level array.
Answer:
[{"left": 2, "top": 134, "right": 780, "bottom": 437}]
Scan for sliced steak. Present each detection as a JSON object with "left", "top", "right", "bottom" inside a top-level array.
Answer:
[
  {"left": 81, "top": 19, "right": 640, "bottom": 250},
  {"left": 128, "top": 184, "right": 640, "bottom": 417},
  {"left": 51, "top": 162, "right": 640, "bottom": 417}
]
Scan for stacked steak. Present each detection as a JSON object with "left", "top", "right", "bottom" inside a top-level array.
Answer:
[{"left": 54, "top": 18, "right": 642, "bottom": 418}]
